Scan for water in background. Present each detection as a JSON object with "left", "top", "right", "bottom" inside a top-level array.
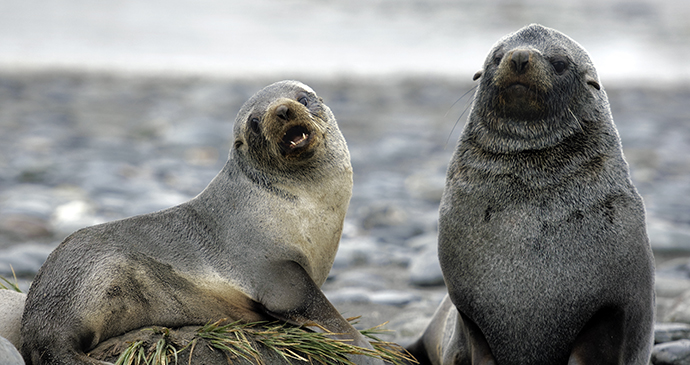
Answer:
[{"left": 0, "top": 0, "right": 688, "bottom": 85}]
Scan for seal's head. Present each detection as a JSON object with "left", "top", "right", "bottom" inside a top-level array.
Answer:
[
  {"left": 470, "top": 24, "right": 605, "bottom": 152},
  {"left": 232, "top": 80, "right": 348, "bottom": 177}
]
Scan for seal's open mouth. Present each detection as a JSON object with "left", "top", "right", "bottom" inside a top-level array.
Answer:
[{"left": 280, "top": 125, "right": 312, "bottom": 154}]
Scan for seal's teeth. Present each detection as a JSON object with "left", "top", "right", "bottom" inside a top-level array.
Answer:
[
  {"left": 290, "top": 141, "right": 297, "bottom": 146},
  {"left": 302, "top": 133, "right": 307, "bottom": 140}
]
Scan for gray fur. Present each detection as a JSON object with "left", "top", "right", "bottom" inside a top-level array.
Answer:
[
  {"left": 408, "top": 24, "right": 655, "bottom": 364},
  {"left": 21, "top": 80, "right": 380, "bottom": 365}
]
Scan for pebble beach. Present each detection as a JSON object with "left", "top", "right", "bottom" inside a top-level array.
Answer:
[{"left": 1, "top": 0, "right": 690, "bottom": 362}]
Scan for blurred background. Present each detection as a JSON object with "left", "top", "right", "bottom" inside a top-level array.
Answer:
[
  {"left": 0, "top": 0, "right": 689, "bottom": 82},
  {"left": 0, "top": 0, "right": 689, "bottom": 345}
]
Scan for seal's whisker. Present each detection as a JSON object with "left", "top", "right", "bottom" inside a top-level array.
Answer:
[
  {"left": 567, "top": 107, "right": 584, "bottom": 133},
  {"left": 445, "top": 87, "right": 477, "bottom": 149},
  {"left": 444, "top": 85, "right": 478, "bottom": 118}
]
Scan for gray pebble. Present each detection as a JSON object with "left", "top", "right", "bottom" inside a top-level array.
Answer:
[
  {"left": 663, "top": 290, "right": 690, "bottom": 324},
  {"left": 649, "top": 223, "right": 690, "bottom": 252},
  {"left": 657, "top": 276, "right": 690, "bottom": 298},
  {"left": 325, "top": 288, "right": 419, "bottom": 307},
  {"left": 332, "top": 237, "right": 377, "bottom": 269},
  {"left": 325, "top": 288, "right": 371, "bottom": 305},
  {"left": 329, "top": 271, "right": 388, "bottom": 291},
  {"left": 657, "top": 323, "right": 690, "bottom": 344},
  {"left": 658, "top": 257, "right": 690, "bottom": 279},
  {"left": 370, "top": 290, "right": 419, "bottom": 307},
  {"left": 408, "top": 236, "right": 444, "bottom": 287},
  {"left": 653, "top": 339, "right": 690, "bottom": 365},
  {"left": 0, "top": 336, "right": 24, "bottom": 365},
  {"left": 332, "top": 237, "right": 402, "bottom": 268},
  {"left": 358, "top": 202, "right": 408, "bottom": 230}
]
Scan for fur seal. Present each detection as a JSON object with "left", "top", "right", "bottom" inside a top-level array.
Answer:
[
  {"left": 21, "top": 80, "right": 381, "bottom": 365},
  {"left": 407, "top": 24, "right": 655, "bottom": 364}
]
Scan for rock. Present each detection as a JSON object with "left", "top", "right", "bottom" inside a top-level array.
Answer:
[
  {"left": 325, "top": 287, "right": 420, "bottom": 308},
  {"left": 333, "top": 237, "right": 396, "bottom": 269},
  {"left": 652, "top": 339, "right": 690, "bottom": 365},
  {"left": 658, "top": 257, "right": 690, "bottom": 279},
  {"left": 356, "top": 203, "right": 430, "bottom": 243},
  {"left": 370, "top": 290, "right": 420, "bottom": 307},
  {"left": 664, "top": 290, "right": 690, "bottom": 324},
  {"left": 657, "top": 276, "right": 690, "bottom": 298},
  {"left": 0, "top": 336, "right": 24, "bottom": 365},
  {"left": 656, "top": 323, "right": 690, "bottom": 344},
  {"left": 332, "top": 238, "right": 376, "bottom": 268},
  {"left": 649, "top": 220, "right": 690, "bottom": 252},
  {"left": 329, "top": 271, "right": 388, "bottom": 291},
  {"left": 325, "top": 287, "right": 372, "bottom": 305},
  {"left": 0, "top": 290, "right": 25, "bottom": 349},
  {"left": 408, "top": 234, "right": 444, "bottom": 287},
  {"left": 359, "top": 203, "right": 408, "bottom": 230},
  {"left": 659, "top": 297, "right": 680, "bottom": 323}
]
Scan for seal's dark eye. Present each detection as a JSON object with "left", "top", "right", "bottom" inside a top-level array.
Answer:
[
  {"left": 250, "top": 117, "right": 260, "bottom": 134},
  {"left": 493, "top": 54, "right": 503, "bottom": 66},
  {"left": 298, "top": 96, "right": 308, "bottom": 106},
  {"left": 551, "top": 57, "right": 568, "bottom": 74}
]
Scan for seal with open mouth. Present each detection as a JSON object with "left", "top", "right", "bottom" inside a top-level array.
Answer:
[
  {"left": 21, "top": 80, "right": 382, "bottom": 365},
  {"left": 407, "top": 24, "right": 655, "bottom": 365}
]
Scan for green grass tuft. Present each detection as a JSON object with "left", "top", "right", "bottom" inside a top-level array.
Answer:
[{"left": 0, "top": 266, "right": 22, "bottom": 292}]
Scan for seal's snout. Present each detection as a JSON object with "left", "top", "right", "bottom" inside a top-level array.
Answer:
[
  {"left": 511, "top": 49, "right": 531, "bottom": 74},
  {"left": 275, "top": 102, "right": 313, "bottom": 154},
  {"left": 263, "top": 98, "right": 323, "bottom": 159},
  {"left": 275, "top": 104, "right": 292, "bottom": 122},
  {"left": 492, "top": 46, "right": 553, "bottom": 120}
]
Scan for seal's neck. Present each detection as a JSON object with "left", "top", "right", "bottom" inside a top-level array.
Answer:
[{"left": 455, "top": 113, "right": 624, "bottom": 189}]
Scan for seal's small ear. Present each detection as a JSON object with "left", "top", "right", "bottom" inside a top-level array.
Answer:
[
  {"left": 586, "top": 75, "right": 601, "bottom": 90},
  {"left": 473, "top": 70, "right": 483, "bottom": 81}
]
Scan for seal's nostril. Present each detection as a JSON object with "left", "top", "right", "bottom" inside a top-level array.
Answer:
[
  {"left": 276, "top": 105, "right": 290, "bottom": 120},
  {"left": 511, "top": 50, "right": 530, "bottom": 74}
]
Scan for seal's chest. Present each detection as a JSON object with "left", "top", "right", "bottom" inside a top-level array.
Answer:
[{"left": 271, "top": 181, "right": 350, "bottom": 283}]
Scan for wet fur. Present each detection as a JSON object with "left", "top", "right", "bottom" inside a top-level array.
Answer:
[
  {"left": 20, "top": 81, "right": 379, "bottom": 364},
  {"left": 408, "top": 24, "right": 655, "bottom": 365}
]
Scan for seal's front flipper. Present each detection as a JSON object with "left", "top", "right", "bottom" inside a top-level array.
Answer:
[
  {"left": 457, "top": 312, "right": 496, "bottom": 365},
  {"left": 256, "top": 260, "right": 383, "bottom": 364},
  {"left": 257, "top": 260, "right": 365, "bottom": 340},
  {"left": 406, "top": 295, "right": 455, "bottom": 365},
  {"left": 405, "top": 295, "right": 495, "bottom": 365},
  {"left": 568, "top": 307, "right": 624, "bottom": 365}
]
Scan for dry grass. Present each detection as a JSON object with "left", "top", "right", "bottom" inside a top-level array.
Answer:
[{"left": 114, "top": 318, "right": 416, "bottom": 365}]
